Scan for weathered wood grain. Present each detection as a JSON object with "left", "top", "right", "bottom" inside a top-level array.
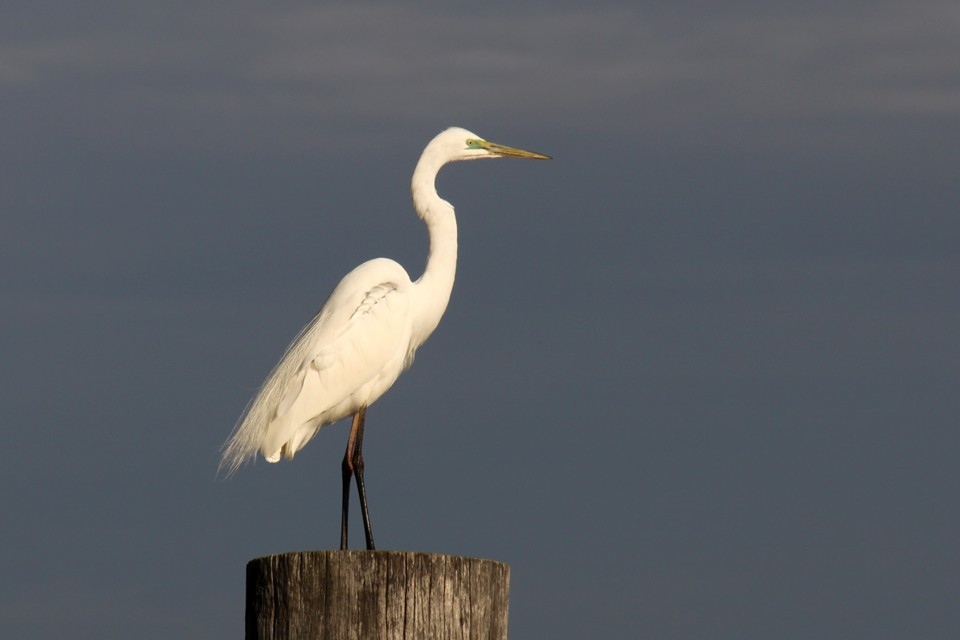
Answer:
[{"left": 245, "top": 551, "right": 510, "bottom": 640}]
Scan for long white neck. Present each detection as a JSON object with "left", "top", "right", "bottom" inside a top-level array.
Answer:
[{"left": 409, "top": 152, "right": 458, "bottom": 348}]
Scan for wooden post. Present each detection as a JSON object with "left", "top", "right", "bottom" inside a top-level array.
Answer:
[{"left": 245, "top": 550, "right": 510, "bottom": 640}]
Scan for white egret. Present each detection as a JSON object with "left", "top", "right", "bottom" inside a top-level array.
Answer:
[{"left": 220, "top": 127, "right": 550, "bottom": 550}]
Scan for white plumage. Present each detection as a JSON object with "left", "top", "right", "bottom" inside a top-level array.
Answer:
[
  {"left": 227, "top": 259, "right": 415, "bottom": 468},
  {"left": 220, "top": 127, "right": 549, "bottom": 549}
]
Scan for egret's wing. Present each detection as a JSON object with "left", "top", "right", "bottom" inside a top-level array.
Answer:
[
  {"left": 312, "top": 282, "right": 408, "bottom": 368},
  {"left": 260, "top": 280, "right": 411, "bottom": 460},
  {"left": 220, "top": 275, "right": 414, "bottom": 474},
  {"left": 220, "top": 258, "right": 414, "bottom": 475}
]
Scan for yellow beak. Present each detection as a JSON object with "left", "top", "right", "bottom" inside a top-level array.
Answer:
[{"left": 477, "top": 140, "right": 552, "bottom": 160}]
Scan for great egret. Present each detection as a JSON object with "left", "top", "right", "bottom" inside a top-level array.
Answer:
[{"left": 221, "top": 127, "right": 550, "bottom": 550}]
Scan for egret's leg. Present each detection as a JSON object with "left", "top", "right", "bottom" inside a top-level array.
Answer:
[
  {"left": 340, "top": 411, "right": 362, "bottom": 550},
  {"left": 352, "top": 406, "right": 376, "bottom": 550}
]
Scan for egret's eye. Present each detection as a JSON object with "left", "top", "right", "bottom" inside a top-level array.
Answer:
[{"left": 465, "top": 138, "right": 481, "bottom": 148}]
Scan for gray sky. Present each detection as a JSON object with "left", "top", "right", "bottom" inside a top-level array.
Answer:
[{"left": 3, "top": 2, "right": 959, "bottom": 638}]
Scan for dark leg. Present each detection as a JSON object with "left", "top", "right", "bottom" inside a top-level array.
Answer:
[
  {"left": 340, "top": 411, "right": 362, "bottom": 550},
  {"left": 352, "top": 405, "right": 376, "bottom": 550}
]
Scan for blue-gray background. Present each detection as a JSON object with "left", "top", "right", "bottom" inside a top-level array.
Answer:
[{"left": 3, "top": 2, "right": 958, "bottom": 638}]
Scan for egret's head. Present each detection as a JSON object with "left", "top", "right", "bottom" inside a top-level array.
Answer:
[{"left": 429, "top": 127, "right": 551, "bottom": 164}]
